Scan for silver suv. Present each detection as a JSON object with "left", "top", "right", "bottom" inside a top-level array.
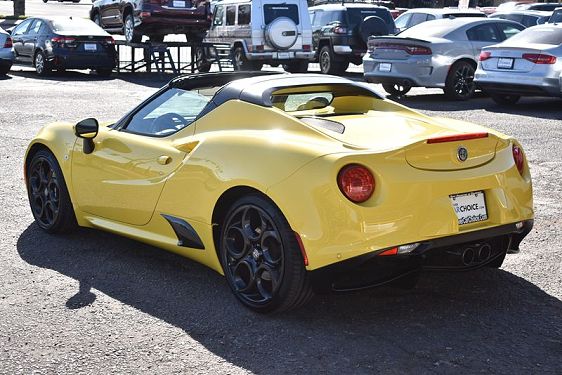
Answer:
[{"left": 204, "top": 0, "right": 314, "bottom": 72}]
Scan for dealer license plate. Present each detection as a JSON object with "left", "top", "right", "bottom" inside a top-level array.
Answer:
[
  {"left": 84, "top": 43, "right": 97, "bottom": 52},
  {"left": 497, "top": 57, "right": 514, "bottom": 69},
  {"left": 173, "top": 0, "right": 186, "bottom": 7},
  {"left": 450, "top": 191, "right": 488, "bottom": 225},
  {"left": 278, "top": 52, "right": 291, "bottom": 59},
  {"left": 378, "top": 62, "right": 391, "bottom": 72}
]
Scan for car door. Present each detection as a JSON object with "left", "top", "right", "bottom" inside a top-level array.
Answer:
[
  {"left": 71, "top": 88, "right": 210, "bottom": 226},
  {"left": 99, "top": 0, "right": 121, "bottom": 28},
  {"left": 466, "top": 22, "right": 503, "bottom": 59},
  {"left": 10, "top": 18, "right": 34, "bottom": 61},
  {"left": 22, "top": 19, "right": 45, "bottom": 59}
]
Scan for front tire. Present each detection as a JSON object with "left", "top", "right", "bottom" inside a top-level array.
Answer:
[
  {"left": 95, "top": 68, "right": 112, "bottom": 77},
  {"left": 219, "top": 194, "right": 313, "bottom": 313},
  {"left": 124, "top": 14, "right": 142, "bottom": 43},
  {"left": 444, "top": 61, "right": 476, "bottom": 100},
  {"left": 490, "top": 93, "right": 520, "bottom": 105},
  {"left": 27, "top": 149, "right": 77, "bottom": 233},
  {"left": 195, "top": 47, "right": 211, "bottom": 73},
  {"left": 382, "top": 83, "right": 411, "bottom": 97}
]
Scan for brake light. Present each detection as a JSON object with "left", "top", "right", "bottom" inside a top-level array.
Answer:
[
  {"left": 372, "top": 42, "right": 431, "bottom": 55},
  {"left": 302, "top": 44, "right": 311, "bottom": 52},
  {"left": 427, "top": 132, "right": 488, "bottom": 144},
  {"left": 522, "top": 53, "right": 556, "bottom": 64},
  {"left": 337, "top": 164, "right": 375, "bottom": 203},
  {"left": 51, "top": 36, "right": 77, "bottom": 47},
  {"left": 512, "top": 144, "right": 525, "bottom": 176},
  {"left": 3, "top": 37, "right": 12, "bottom": 48},
  {"left": 104, "top": 36, "right": 115, "bottom": 45},
  {"left": 479, "top": 51, "right": 491, "bottom": 61}
]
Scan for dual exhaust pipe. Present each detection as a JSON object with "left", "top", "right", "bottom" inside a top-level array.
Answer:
[{"left": 461, "top": 244, "right": 492, "bottom": 266}]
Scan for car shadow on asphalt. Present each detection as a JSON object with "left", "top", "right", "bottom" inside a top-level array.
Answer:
[
  {"left": 17, "top": 223, "right": 562, "bottom": 373},
  {"left": 394, "top": 93, "right": 562, "bottom": 121}
]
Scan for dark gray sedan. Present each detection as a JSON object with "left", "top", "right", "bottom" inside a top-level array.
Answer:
[{"left": 363, "top": 18, "right": 525, "bottom": 100}]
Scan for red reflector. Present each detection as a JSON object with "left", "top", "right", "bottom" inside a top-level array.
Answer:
[
  {"left": 140, "top": 11, "right": 151, "bottom": 17},
  {"left": 302, "top": 44, "right": 311, "bottom": 52},
  {"left": 294, "top": 232, "right": 309, "bottom": 266},
  {"left": 378, "top": 247, "right": 398, "bottom": 256},
  {"left": 105, "top": 36, "right": 115, "bottom": 45},
  {"left": 3, "top": 37, "right": 12, "bottom": 48},
  {"left": 479, "top": 51, "right": 491, "bottom": 61},
  {"left": 256, "top": 45, "right": 264, "bottom": 52},
  {"left": 427, "top": 132, "right": 488, "bottom": 144},
  {"left": 337, "top": 164, "right": 375, "bottom": 203},
  {"left": 512, "top": 144, "right": 524, "bottom": 176},
  {"left": 522, "top": 53, "right": 556, "bottom": 64}
]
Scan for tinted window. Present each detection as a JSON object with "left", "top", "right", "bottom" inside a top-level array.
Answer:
[
  {"left": 394, "top": 13, "right": 412, "bottom": 29},
  {"left": 497, "top": 23, "right": 523, "bottom": 39},
  {"left": 264, "top": 4, "right": 299, "bottom": 25},
  {"left": 409, "top": 13, "right": 428, "bottom": 27},
  {"left": 125, "top": 88, "right": 209, "bottom": 136},
  {"left": 49, "top": 18, "right": 105, "bottom": 34},
  {"left": 551, "top": 11, "right": 562, "bottom": 23},
  {"left": 238, "top": 4, "right": 250, "bottom": 25},
  {"left": 503, "top": 26, "right": 562, "bottom": 44},
  {"left": 346, "top": 8, "right": 394, "bottom": 27},
  {"left": 272, "top": 92, "right": 333, "bottom": 112},
  {"left": 30, "top": 19, "right": 45, "bottom": 35},
  {"left": 226, "top": 5, "right": 236, "bottom": 25},
  {"left": 466, "top": 24, "right": 500, "bottom": 42},
  {"left": 12, "top": 19, "right": 33, "bottom": 36},
  {"left": 213, "top": 6, "right": 224, "bottom": 26},
  {"left": 520, "top": 15, "right": 540, "bottom": 27},
  {"left": 427, "top": 14, "right": 436, "bottom": 21}
]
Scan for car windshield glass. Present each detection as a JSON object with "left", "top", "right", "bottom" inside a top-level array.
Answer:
[
  {"left": 48, "top": 18, "right": 105, "bottom": 34},
  {"left": 346, "top": 8, "right": 393, "bottom": 27},
  {"left": 264, "top": 4, "right": 299, "bottom": 25},
  {"left": 504, "top": 26, "right": 562, "bottom": 44},
  {"left": 272, "top": 92, "right": 334, "bottom": 112}
]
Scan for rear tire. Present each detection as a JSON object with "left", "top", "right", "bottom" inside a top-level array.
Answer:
[
  {"left": 195, "top": 47, "right": 211, "bottom": 73},
  {"left": 283, "top": 60, "right": 308, "bottom": 73},
  {"left": 0, "top": 65, "right": 10, "bottom": 75},
  {"left": 232, "top": 46, "right": 259, "bottom": 71},
  {"left": 319, "top": 45, "right": 348, "bottom": 74},
  {"left": 34, "top": 51, "right": 51, "bottom": 76},
  {"left": 124, "top": 13, "right": 142, "bottom": 43},
  {"left": 26, "top": 149, "right": 77, "bottom": 234},
  {"left": 96, "top": 68, "right": 112, "bottom": 77},
  {"left": 383, "top": 83, "right": 411, "bottom": 97},
  {"left": 444, "top": 61, "right": 476, "bottom": 101},
  {"left": 219, "top": 194, "right": 313, "bottom": 313},
  {"left": 490, "top": 93, "right": 520, "bottom": 105}
]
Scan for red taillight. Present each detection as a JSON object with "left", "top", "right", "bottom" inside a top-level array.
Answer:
[
  {"left": 512, "top": 144, "right": 525, "bottom": 176},
  {"left": 140, "top": 11, "right": 151, "bottom": 18},
  {"left": 302, "top": 44, "right": 311, "bottom": 52},
  {"left": 427, "top": 132, "right": 488, "bottom": 144},
  {"left": 105, "top": 36, "right": 115, "bottom": 45},
  {"left": 337, "top": 164, "right": 375, "bottom": 203},
  {"left": 373, "top": 43, "right": 432, "bottom": 55},
  {"left": 522, "top": 53, "right": 556, "bottom": 64},
  {"left": 3, "top": 37, "right": 12, "bottom": 48},
  {"left": 479, "top": 51, "right": 491, "bottom": 61},
  {"left": 378, "top": 247, "right": 398, "bottom": 256},
  {"left": 51, "top": 36, "right": 77, "bottom": 47}
]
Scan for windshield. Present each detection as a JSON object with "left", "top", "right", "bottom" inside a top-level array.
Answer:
[
  {"left": 504, "top": 26, "right": 562, "bottom": 45},
  {"left": 49, "top": 18, "right": 106, "bottom": 35}
]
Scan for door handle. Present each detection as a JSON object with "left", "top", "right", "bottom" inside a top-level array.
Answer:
[{"left": 157, "top": 155, "right": 172, "bottom": 165}]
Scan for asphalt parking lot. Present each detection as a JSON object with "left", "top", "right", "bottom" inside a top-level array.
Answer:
[{"left": 0, "top": 66, "right": 560, "bottom": 374}]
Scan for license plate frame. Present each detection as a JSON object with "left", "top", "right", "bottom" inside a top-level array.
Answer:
[
  {"left": 84, "top": 43, "right": 97, "bottom": 52},
  {"left": 277, "top": 52, "right": 291, "bottom": 59},
  {"left": 449, "top": 190, "right": 488, "bottom": 225},
  {"left": 378, "top": 62, "right": 392, "bottom": 72},
  {"left": 497, "top": 57, "right": 514, "bottom": 69}
]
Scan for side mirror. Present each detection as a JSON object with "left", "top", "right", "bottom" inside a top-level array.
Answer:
[{"left": 74, "top": 118, "right": 99, "bottom": 154}]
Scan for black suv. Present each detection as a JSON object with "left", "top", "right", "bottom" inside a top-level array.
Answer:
[{"left": 309, "top": 2, "right": 396, "bottom": 74}]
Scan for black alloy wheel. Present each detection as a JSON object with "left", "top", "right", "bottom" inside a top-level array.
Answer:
[
  {"left": 219, "top": 195, "right": 312, "bottom": 313},
  {"left": 444, "top": 61, "right": 476, "bottom": 100},
  {"left": 27, "top": 150, "right": 76, "bottom": 233},
  {"left": 490, "top": 93, "right": 520, "bottom": 105},
  {"left": 382, "top": 83, "right": 411, "bottom": 97}
]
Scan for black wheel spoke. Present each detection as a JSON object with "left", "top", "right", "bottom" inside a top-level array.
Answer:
[{"left": 28, "top": 156, "right": 61, "bottom": 227}]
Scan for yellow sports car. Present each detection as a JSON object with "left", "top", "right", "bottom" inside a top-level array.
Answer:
[{"left": 25, "top": 72, "right": 534, "bottom": 313}]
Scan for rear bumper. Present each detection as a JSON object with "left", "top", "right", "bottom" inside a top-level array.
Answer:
[
  {"left": 309, "top": 220, "right": 533, "bottom": 292},
  {"left": 48, "top": 51, "right": 116, "bottom": 70},
  {"left": 0, "top": 58, "right": 13, "bottom": 70},
  {"left": 247, "top": 51, "right": 315, "bottom": 61},
  {"left": 475, "top": 69, "right": 561, "bottom": 97}
]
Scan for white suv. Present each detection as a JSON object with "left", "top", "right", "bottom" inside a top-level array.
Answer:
[{"left": 204, "top": 0, "right": 314, "bottom": 72}]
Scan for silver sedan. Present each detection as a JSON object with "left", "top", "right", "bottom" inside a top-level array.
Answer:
[
  {"left": 0, "top": 27, "right": 15, "bottom": 75},
  {"left": 475, "top": 24, "right": 562, "bottom": 105},
  {"left": 363, "top": 18, "right": 525, "bottom": 100}
]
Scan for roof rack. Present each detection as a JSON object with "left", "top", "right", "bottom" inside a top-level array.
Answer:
[{"left": 312, "top": 0, "right": 396, "bottom": 9}]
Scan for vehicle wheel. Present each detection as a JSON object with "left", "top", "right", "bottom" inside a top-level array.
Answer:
[
  {"left": 490, "top": 93, "right": 520, "bottom": 105},
  {"left": 27, "top": 149, "right": 77, "bottom": 234},
  {"left": 0, "top": 65, "right": 10, "bottom": 75},
  {"left": 124, "top": 14, "right": 142, "bottom": 44},
  {"left": 219, "top": 194, "right": 313, "bottom": 313},
  {"left": 283, "top": 60, "right": 308, "bottom": 73},
  {"left": 444, "top": 61, "right": 476, "bottom": 100},
  {"left": 232, "top": 46, "right": 256, "bottom": 71},
  {"left": 92, "top": 12, "right": 101, "bottom": 27},
  {"left": 34, "top": 51, "right": 51, "bottom": 76},
  {"left": 96, "top": 68, "right": 112, "bottom": 77},
  {"left": 195, "top": 47, "right": 211, "bottom": 73},
  {"left": 382, "top": 83, "right": 411, "bottom": 97},
  {"left": 319, "top": 45, "right": 347, "bottom": 74}
]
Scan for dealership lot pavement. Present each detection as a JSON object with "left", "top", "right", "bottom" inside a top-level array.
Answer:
[{"left": 0, "top": 68, "right": 561, "bottom": 374}]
